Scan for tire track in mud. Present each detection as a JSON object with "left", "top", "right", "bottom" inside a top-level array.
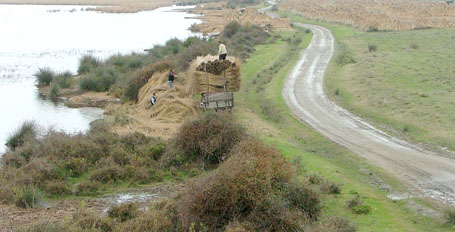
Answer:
[{"left": 282, "top": 23, "right": 455, "bottom": 205}]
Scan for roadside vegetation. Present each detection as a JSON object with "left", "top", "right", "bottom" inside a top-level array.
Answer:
[
  {"left": 234, "top": 22, "right": 454, "bottom": 231},
  {"left": 281, "top": 12, "right": 455, "bottom": 153}
]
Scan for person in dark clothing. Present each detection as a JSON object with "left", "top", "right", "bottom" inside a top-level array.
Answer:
[{"left": 168, "top": 69, "right": 175, "bottom": 88}]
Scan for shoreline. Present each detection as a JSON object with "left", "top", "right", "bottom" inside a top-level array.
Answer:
[{"left": 0, "top": 0, "right": 176, "bottom": 13}]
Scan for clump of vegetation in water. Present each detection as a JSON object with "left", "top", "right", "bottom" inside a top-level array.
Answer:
[
  {"left": 5, "top": 120, "right": 38, "bottom": 150},
  {"left": 34, "top": 67, "right": 55, "bottom": 86}
]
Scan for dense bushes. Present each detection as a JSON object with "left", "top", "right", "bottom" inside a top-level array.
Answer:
[
  {"left": 0, "top": 123, "right": 166, "bottom": 200},
  {"left": 221, "top": 21, "right": 269, "bottom": 60},
  {"left": 170, "top": 112, "right": 246, "bottom": 167},
  {"left": 78, "top": 55, "right": 101, "bottom": 75},
  {"left": 177, "top": 138, "right": 320, "bottom": 231},
  {"left": 79, "top": 66, "right": 121, "bottom": 92}
]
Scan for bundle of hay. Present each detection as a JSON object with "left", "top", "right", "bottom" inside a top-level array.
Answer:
[
  {"left": 137, "top": 72, "right": 199, "bottom": 121},
  {"left": 191, "top": 55, "right": 242, "bottom": 93},
  {"left": 196, "top": 59, "right": 236, "bottom": 75}
]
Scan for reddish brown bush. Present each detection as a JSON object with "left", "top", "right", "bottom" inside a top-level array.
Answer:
[
  {"left": 170, "top": 112, "right": 246, "bottom": 167},
  {"left": 177, "top": 138, "right": 314, "bottom": 231},
  {"left": 43, "top": 180, "right": 72, "bottom": 195},
  {"left": 107, "top": 203, "right": 139, "bottom": 222}
]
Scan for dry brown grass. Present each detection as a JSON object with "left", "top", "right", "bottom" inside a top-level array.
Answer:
[
  {"left": 281, "top": 0, "right": 455, "bottom": 31},
  {"left": 0, "top": 0, "right": 176, "bottom": 13}
]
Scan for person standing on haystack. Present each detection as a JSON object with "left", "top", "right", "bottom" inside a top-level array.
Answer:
[
  {"left": 168, "top": 69, "right": 175, "bottom": 88},
  {"left": 218, "top": 41, "right": 227, "bottom": 61}
]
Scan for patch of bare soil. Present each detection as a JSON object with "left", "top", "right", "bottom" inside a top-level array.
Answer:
[
  {"left": 0, "top": 182, "right": 184, "bottom": 231},
  {"left": 189, "top": 2, "right": 291, "bottom": 34},
  {"left": 66, "top": 91, "right": 121, "bottom": 108}
]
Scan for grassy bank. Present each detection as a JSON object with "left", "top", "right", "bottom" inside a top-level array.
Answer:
[
  {"left": 282, "top": 12, "right": 455, "bottom": 153},
  {"left": 234, "top": 26, "right": 455, "bottom": 231}
]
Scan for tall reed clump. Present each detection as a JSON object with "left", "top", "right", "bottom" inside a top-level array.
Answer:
[
  {"left": 78, "top": 55, "right": 101, "bottom": 75},
  {"left": 5, "top": 120, "right": 38, "bottom": 151},
  {"left": 15, "top": 186, "right": 41, "bottom": 208},
  {"left": 34, "top": 67, "right": 55, "bottom": 86}
]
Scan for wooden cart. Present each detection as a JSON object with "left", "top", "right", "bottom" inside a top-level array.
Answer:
[{"left": 200, "top": 92, "right": 234, "bottom": 112}]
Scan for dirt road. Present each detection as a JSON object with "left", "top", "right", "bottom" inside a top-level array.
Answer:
[{"left": 282, "top": 23, "right": 455, "bottom": 205}]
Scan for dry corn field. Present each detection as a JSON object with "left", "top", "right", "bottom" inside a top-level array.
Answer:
[{"left": 280, "top": 0, "right": 455, "bottom": 31}]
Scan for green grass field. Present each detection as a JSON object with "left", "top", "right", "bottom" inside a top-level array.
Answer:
[
  {"left": 282, "top": 12, "right": 455, "bottom": 152},
  {"left": 234, "top": 27, "right": 455, "bottom": 231}
]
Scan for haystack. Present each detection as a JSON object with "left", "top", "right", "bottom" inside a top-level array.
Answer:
[
  {"left": 137, "top": 72, "right": 199, "bottom": 122},
  {"left": 190, "top": 55, "right": 242, "bottom": 94}
]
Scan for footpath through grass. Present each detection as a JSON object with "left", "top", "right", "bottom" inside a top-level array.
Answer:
[
  {"left": 282, "top": 12, "right": 455, "bottom": 153},
  {"left": 234, "top": 27, "right": 455, "bottom": 231}
]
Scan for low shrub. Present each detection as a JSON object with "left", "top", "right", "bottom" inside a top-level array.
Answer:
[
  {"left": 444, "top": 207, "right": 455, "bottom": 225},
  {"left": 43, "top": 180, "right": 72, "bottom": 195},
  {"left": 0, "top": 183, "right": 15, "bottom": 204},
  {"left": 410, "top": 43, "right": 419, "bottom": 50},
  {"left": 34, "top": 67, "right": 55, "bottom": 86},
  {"left": 78, "top": 55, "right": 101, "bottom": 75},
  {"left": 308, "top": 174, "right": 323, "bottom": 184},
  {"left": 72, "top": 208, "right": 102, "bottom": 230},
  {"left": 6, "top": 120, "right": 38, "bottom": 150},
  {"left": 170, "top": 112, "right": 246, "bottom": 167},
  {"left": 336, "top": 44, "right": 356, "bottom": 66},
  {"left": 54, "top": 71, "right": 73, "bottom": 88},
  {"left": 115, "top": 201, "right": 178, "bottom": 231},
  {"left": 287, "top": 182, "right": 321, "bottom": 220},
  {"left": 175, "top": 39, "right": 216, "bottom": 71},
  {"left": 320, "top": 181, "right": 341, "bottom": 194},
  {"left": 17, "top": 221, "right": 65, "bottom": 232},
  {"left": 259, "top": 99, "right": 282, "bottom": 122},
  {"left": 346, "top": 195, "right": 371, "bottom": 214},
  {"left": 368, "top": 43, "right": 377, "bottom": 52},
  {"left": 49, "top": 83, "right": 60, "bottom": 99},
  {"left": 107, "top": 203, "right": 139, "bottom": 222},
  {"left": 310, "top": 217, "right": 356, "bottom": 232},
  {"left": 15, "top": 186, "right": 41, "bottom": 208},
  {"left": 89, "top": 161, "right": 124, "bottom": 184},
  {"left": 75, "top": 180, "right": 100, "bottom": 196},
  {"left": 79, "top": 67, "right": 119, "bottom": 92}
]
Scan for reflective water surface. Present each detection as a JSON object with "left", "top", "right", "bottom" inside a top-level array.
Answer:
[{"left": 0, "top": 4, "right": 200, "bottom": 153}]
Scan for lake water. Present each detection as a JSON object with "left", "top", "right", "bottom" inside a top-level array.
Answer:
[{"left": 0, "top": 4, "right": 200, "bottom": 154}]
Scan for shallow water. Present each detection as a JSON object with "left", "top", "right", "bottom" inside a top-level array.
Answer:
[{"left": 0, "top": 4, "right": 200, "bottom": 154}]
